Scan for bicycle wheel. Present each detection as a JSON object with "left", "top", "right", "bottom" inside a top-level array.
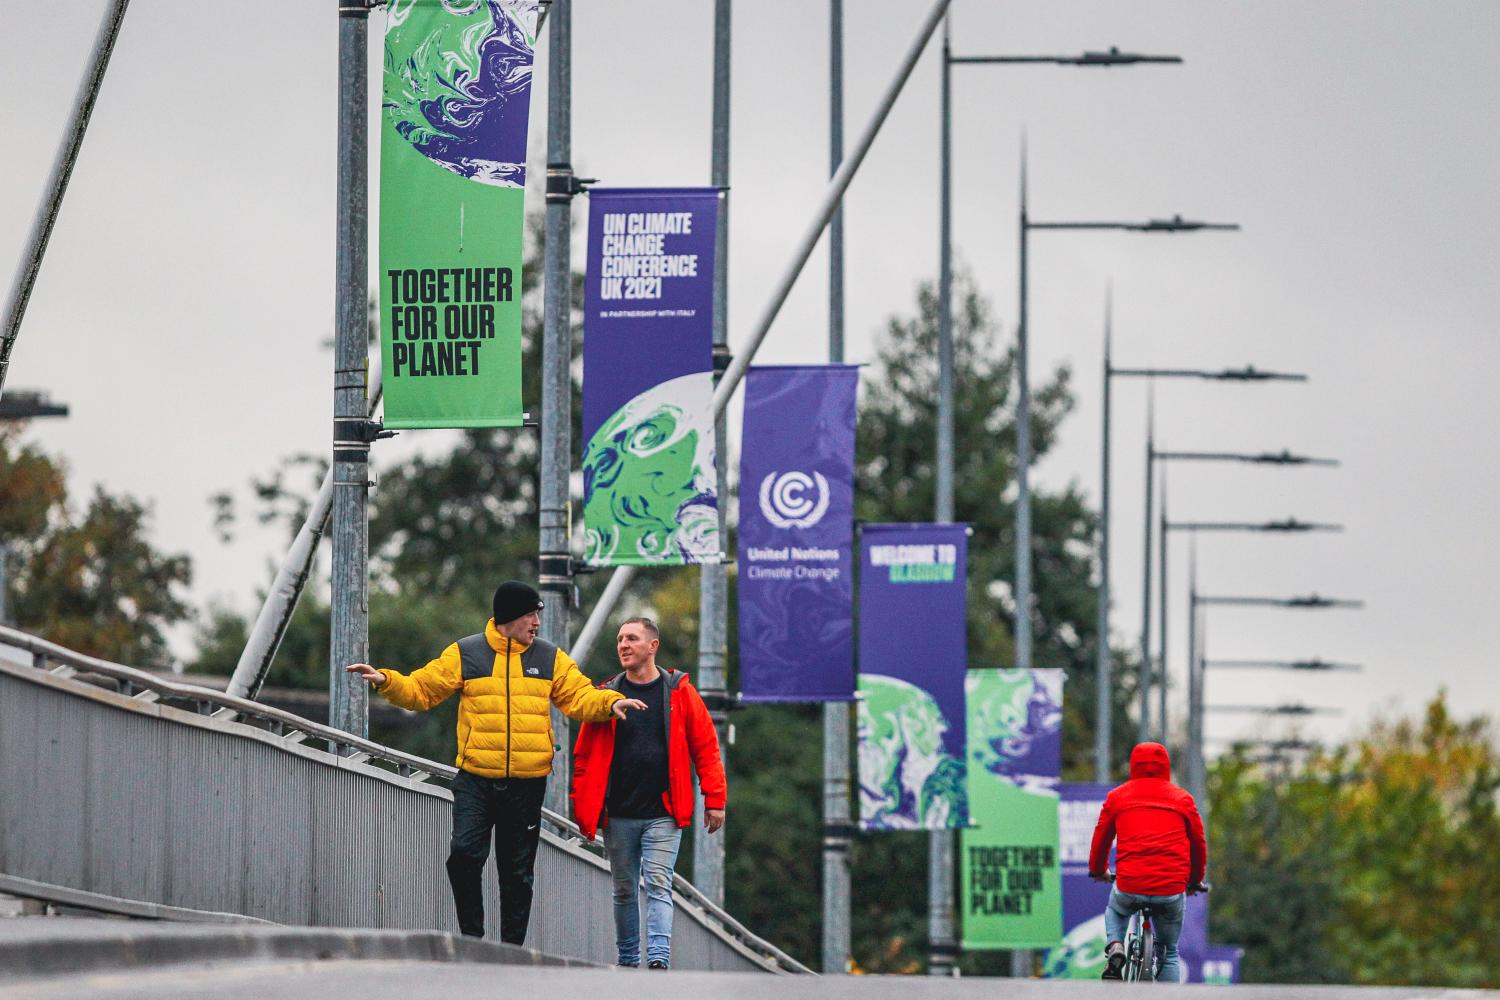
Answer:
[
  {"left": 1122, "top": 917, "right": 1144, "bottom": 982},
  {"left": 1139, "top": 923, "right": 1156, "bottom": 983}
]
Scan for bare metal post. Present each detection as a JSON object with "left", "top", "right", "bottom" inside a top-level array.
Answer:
[
  {"left": 822, "top": 0, "right": 852, "bottom": 975},
  {"left": 1138, "top": 389, "right": 1155, "bottom": 743},
  {"left": 329, "top": 0, "right": 371, "bottom": 739},
  {"left": 929, "top": 11, "right": 958, "bottom": 977},
  {"left": 1095, "top": 293, "right": 1113, "bottom": 781},
  {"left": 694, "top": 0, "right": 731, "bottom": 906},
  {"left": 1187, "top": 539, "right": 1204, "bottom": 807},
  {"left": 0, "top": 0, "right": 131, "bottom": 401},
  {"left": 539, "top": 0, "right": 576, "bottom": 817},
  {"left": 1158, "top": 467, "right": 1169, "bottom": 741}
]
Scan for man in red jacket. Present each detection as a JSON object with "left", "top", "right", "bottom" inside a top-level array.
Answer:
[
  {"left": 1088, "top": 742, "right": 1207, "bottom": 982},
  {"left": 572, "top": 617, "right": 727, "bottom": 969}
]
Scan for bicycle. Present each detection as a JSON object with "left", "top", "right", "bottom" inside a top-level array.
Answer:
[{"left": 1094, "top": 871, "right": 1210, "bottom": 983}]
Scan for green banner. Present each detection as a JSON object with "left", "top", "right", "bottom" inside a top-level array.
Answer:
[
  {"left": 378, "top": 0, "right": 539, "bottom": 429},
  {"left": 960, "top": 668, "right": 1064, "bottom": 949}
]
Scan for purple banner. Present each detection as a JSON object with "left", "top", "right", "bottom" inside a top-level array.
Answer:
[
  {"left": 581, "top": 188, "right": 720, "bottom": 566},
  {"left": 737, "top": 366, "right": 859, "bottom": 701},
  {"left": 1044, "top": 783, "right": 1114, "bottom": 979},
  {"left": 857, "top": 524, "right": 968, "bottom": 830}
]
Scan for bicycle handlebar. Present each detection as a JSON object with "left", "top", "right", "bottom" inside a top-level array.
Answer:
[{"left": 1091, "top": 870, "right": 1213, "bottom": 895}]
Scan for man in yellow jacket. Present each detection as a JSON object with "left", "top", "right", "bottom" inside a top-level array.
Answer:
[{"left": 346, "top": 580, "right": 644, "bottom": 944}]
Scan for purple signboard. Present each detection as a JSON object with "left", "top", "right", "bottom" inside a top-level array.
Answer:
[
  {"left": 581, "top": 188, "right": 720, "bottom": 566},
  {"left": 1044, "top": 783, "right": 1113, "bottom": 979},
  {"left": 737, "top": 366, "right": 859, "bottom": 701},
  {"left": 857, "top": 524, "right": 968, "bottom": 830}
]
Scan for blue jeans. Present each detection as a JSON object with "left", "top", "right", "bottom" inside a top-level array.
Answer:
[
  {"left": 1105, "top": 886, "right": 1185, "bottom": 984},
  {"left": 604, "top": 816, "right": 682, "bottom": 967}
]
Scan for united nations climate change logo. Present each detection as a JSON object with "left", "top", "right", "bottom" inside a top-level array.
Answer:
[{"left": 758, "top": 471, "right": 830, "bottom": 529}]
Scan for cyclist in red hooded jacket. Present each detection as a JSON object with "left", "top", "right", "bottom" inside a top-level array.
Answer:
[{"left": 1088, "top": 742, "right": 1207, "bottom": 982}]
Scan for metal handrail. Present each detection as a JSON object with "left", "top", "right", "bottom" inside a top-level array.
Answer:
[{"left": 0, "top": 626, "right": 811, "bottom": 974}]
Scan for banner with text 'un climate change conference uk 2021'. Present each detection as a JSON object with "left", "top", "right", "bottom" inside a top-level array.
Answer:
[
  {"left": 737, "top": 366, "right": 859, "bottom": 702},
  {"left": 961, "top": 668, "right": 1064, "bottom": 949},
  {"left": 379, "top": 0, "right": 540, "bottom": 429},
  {"left": 581, "top": 188, "right": 720, "bottom": 566},
  {"left": 858, "top": 523, "right": 968, "bottom": 830}
]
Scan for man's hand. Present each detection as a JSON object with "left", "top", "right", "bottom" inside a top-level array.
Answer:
[
  {"left": 611, "top": 698, "right": 648, "bottom": 720},
  {"left": 345, "top": 663, "right": 386, "bottom": 688},
  {"left": 705, "top": 808, "right": 725, "bottom": 834}
]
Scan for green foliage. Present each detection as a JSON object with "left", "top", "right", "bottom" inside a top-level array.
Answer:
[
  {"left": 1208, "top": 694, "right": 1500, "bottom": 987},
  {"left": 1, "top": 427, "right": 191, "bottom": 666}
]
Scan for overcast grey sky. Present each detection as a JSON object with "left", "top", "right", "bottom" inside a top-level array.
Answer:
[{"left": 3, "top": 1, "right": 1498, "bottom": 754}]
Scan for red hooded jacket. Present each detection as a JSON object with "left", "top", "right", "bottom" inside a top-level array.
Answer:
[
  {"left": 571, "top": 668, "right": 727, "bottom": 841},
  {"left": 1089, "top": 743, "right": 1207, "bottom": 896}
]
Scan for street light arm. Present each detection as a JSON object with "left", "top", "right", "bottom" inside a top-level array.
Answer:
[
  {"left": 1204, "top": 659, "right": 1363, "bottom": 672},
  {"left": 1110, "top": 365, "right": 1308, "bottom": 382},
  {"left": 950, "top": 47, "right": 1182, "bottom": 66},
  {"left": 1197, "top": 595, "right": 1363, "bottom": 609},
  {"left": 1153, "top": 449, "right": 1339, "bottom": 466},
  {"left": 1166, "top": 519, "right": 1343, "bottom": 533}
]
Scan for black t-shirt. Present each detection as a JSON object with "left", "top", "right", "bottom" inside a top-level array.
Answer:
[{"left": 605, "top": 673, "right": 670, "bottom": 819}]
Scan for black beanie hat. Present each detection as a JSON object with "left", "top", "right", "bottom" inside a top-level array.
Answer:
[{"left": 493, "top": 581, "right": 544, "bottom": 624}]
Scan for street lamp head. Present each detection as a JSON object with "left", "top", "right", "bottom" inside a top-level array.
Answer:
[
  {"left": 1261, "top": 518, "right": 1343, "bottom": 533},
  {"left": 1285, "top": 594, "right": 1363, "bottom": 609},
  {"left": 1077, "top": 47, "right": 1185, "bottom": 66},
  {"left": 1291, "top": 659, "right": 1362, "bottom": 672},
  {"left": 1253, "top": 449, "right": 1339, "bottom": 467},
  {"left": 1138, "top": 214, "right": 1241, "bottom": 233},
  {"left": 1209, "top": 365, "right": 1309, "bottom": 382}
]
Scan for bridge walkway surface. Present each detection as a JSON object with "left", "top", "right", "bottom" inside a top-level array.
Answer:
[
  {"left": 0, "top": 627, "right": 806, "bottom": 976},
  {"left": 0, "top": 916, "right": 1494, "bottom": 1000}
]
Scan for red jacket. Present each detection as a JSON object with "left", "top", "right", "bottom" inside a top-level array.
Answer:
[
  {"left": 571, "top": 668, "right": 727, "bottom": 841},
  {"left": 1089, "top": 743, "right": 1207, "bottom": 896}
]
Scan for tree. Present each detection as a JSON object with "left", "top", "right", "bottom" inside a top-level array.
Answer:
[
  {"left": 1208, "top": 694, "right": 1500, "bottom": 987},
  {"left": 0, "top": 425, "right": 192, "bottom": 666}
]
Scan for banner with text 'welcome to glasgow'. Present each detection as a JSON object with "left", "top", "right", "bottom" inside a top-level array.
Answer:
[
  {"left": 961, "top": 668, "right": 1064, "bottom": 949},
  {"left": 379, "top": 0, "right": 539, "bottom": 429},
  {"left": 581, "top": 188, "right": 720, "bottom": 566},
  {"left": 858, "top": 523, "right": 968, "bottom": 831},
  {"left": 737, "top": 366, "right": 858, "bottom": 702}
]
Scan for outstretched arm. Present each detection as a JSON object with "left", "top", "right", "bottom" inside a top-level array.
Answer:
[
  {"left": 549, "top": 650, "right": 626, "bottom": 721},
  {"left": 346, "top": 644, "right": 462, "bottom": 712}
]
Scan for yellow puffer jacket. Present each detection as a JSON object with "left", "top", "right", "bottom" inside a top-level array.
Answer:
[{"left": 376, "top": 619, "right": 622, "bottom": 779}]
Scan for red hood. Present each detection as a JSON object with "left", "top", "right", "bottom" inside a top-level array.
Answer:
[{"left": 1130, "top": 742, "right": 1172, "bottom": 779}]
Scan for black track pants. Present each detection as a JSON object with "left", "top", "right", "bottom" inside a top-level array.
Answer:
[{"left": 445, "top": 771, "right": 548, "bottom": 944}]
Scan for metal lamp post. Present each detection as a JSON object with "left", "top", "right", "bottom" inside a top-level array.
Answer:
[
  {"left": 1097, "top": 319, "right": 1305, "bottom": 778},
  {"left": 1160, "top": 518, "right": 1341, "bottom": 757},
  {"left": 1187, "top": 585, "right": 1362, "bottom": 805},
  {"left": 931, "top": 27, "right": 1182, "bottom": 977},
  {"left": 1140, "top": 447, "right": 1336, "bottom": 741}
]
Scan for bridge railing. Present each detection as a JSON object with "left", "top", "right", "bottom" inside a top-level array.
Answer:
[{"left": 0, "top": 625, "right": 810, "bottom": 975}]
